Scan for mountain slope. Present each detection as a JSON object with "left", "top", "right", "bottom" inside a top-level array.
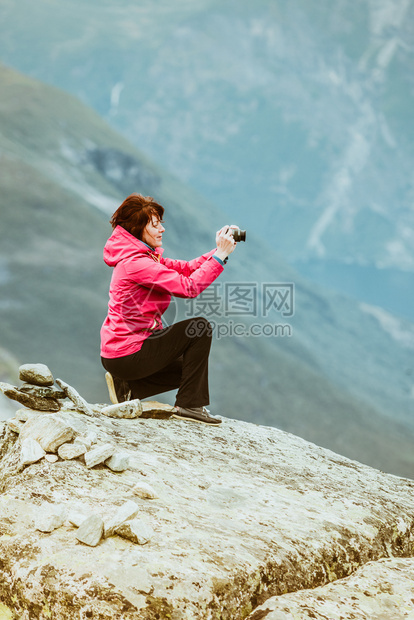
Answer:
[
  {"left": 0, "top": 0, "right": 412, "bottom": 279},
  {"left": 0, "top": 63, "right": 414, "bottom": 476}
]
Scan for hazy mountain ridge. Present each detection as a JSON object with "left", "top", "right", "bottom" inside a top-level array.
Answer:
[
  {"left": 1, "top": 63, "right": 414, "bottom": 476},
  {"left": 0, "top": 0, "right": 412, "bottom": 278}
]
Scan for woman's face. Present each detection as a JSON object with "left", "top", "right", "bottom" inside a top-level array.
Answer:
[{"left": 141, "top": 215, "right": 165, "bottom": 248}]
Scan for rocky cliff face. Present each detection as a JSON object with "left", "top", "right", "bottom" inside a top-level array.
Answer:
[{"left": 1, "top": 371, "right": 414, "bottom": 619}]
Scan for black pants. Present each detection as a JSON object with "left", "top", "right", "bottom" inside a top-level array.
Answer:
[{"left": 101, "top": 317, "right": 212, "bottom": 408}]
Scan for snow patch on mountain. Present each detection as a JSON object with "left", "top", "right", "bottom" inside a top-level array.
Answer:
[{"left": 360, "top": 302, "right": 414, "bottom": 349}]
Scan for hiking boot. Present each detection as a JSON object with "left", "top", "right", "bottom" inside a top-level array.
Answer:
[
  {"left": 172, "top": 406, "right": 222, "bottom": 425},
  {"left": 105, "top": 372, "right": 132, "bottom": 405}
]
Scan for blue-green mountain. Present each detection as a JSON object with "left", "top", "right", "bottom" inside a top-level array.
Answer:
[
  {"left": 1, "top": 63, "right": 414, "bottom": 478},
  {"left": 0, "top": 0, "right": 413, "bottom": 318}
]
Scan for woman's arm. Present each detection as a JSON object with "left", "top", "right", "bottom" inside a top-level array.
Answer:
[
  {"left": 160, "top": 225, "right": 238, "bottom": 274},
  {"left": 161, "top": 249, "right": 217, "bottom": 276},
  {"left": 123, "top": 253, "right": 224, "bottom": 298}
]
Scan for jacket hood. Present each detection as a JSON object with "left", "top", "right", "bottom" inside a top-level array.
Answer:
[{"left": 103, "top": 225, "right": 164, "bottom": 267}]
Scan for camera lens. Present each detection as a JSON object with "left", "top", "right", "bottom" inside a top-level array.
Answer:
[{"left": 231, "top": 228, "right": 246, "bottom": 242}]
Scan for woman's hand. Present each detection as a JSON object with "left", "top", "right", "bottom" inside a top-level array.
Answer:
[{"left": 214, "top": 225, "right": 238, "bottom": 261}]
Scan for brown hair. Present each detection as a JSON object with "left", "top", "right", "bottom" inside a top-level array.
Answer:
[{"left": 110, "top": 194, "right": 164, "bottom": 240}]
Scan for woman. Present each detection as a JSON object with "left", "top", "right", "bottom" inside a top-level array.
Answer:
[{"left": 100, "top": 193, "right": 237, "bottom": 425}]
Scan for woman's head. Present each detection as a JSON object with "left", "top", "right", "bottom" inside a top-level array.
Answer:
[{"left": 110, "top": 194, "right": 165, "bottom": 246}]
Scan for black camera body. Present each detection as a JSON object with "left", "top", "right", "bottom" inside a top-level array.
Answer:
[{"left": 228, "top": 227, "right": 246, "bottom": 242}]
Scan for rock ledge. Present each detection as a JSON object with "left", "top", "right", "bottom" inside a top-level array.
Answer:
[{"left": 0, "top": 364, "right": 413, "bottom": 619}]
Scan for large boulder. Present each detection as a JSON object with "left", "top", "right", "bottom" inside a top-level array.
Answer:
[
  {"left": 0, "top": 413, "right": 413, "bottom": 619},
  {"left": 18, "top": 413, "right": 76, "bottom": 453}
]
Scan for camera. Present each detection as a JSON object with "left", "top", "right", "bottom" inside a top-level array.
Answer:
[{"left": 228, "top": 227, "right": 246, "bottom": 242}]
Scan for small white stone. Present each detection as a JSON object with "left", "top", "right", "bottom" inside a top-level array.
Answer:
[
  {"left": 44, "top": 454, "right": 59, "bottom": 463},
  {"left": 132, "top": 481, "right": 159, "bottom": 500},
  {"left": 58, "top": 442, "right": 87, "bottom": 460},
  {"left": 105, "top": 452, "right": 130, "bottom": 472},
  {"left": 76, "top": 514, "right": 104, "bottom": 547},
  {"left": 35, "top": 505, "right": 66, "bottom": 533},
  {"left": 20, "top": 438, "right": 46, "bottom": 466},
  {"left": 101, "top": 400, "right": 143, "bottom": 419},
  {"left": 35, "top": 513, "right": 64, "bottom": 533},
  {"left": 67, "top": 511, "right": 90, "bottom": 527},
  {"left": 104, "top": 500, "right": 140, "bottom": 538},
  {"left": 86, "top": 431, "right": 98, "bottom": 445},
  {"left": 74, "top": 436, "right": 92, "bottom": 450},
  {"left": 84, "top": 443, "right": 115, "bottom": 468},
  {"left": 115, "top": 519, "right": 154, "bottom": 545}
]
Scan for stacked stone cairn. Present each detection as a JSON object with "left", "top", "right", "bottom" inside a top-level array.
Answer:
[{"left": 0, "top": 363, "right": 157, "bottom": 546}]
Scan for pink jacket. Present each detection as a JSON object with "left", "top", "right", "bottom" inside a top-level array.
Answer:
[{"left": 100, "top": 225, "right": 224, "bottom": 358}]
